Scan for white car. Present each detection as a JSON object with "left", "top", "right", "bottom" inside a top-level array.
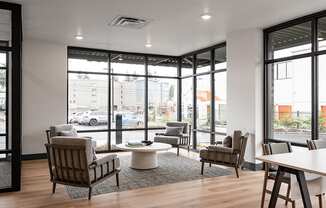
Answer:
[{"left": 78, "top": 111, "right": 108, "bottom": 126}]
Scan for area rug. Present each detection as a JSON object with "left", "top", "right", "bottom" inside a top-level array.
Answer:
[{"left": 65, "top": 152, "right": 232, "bottom": 199}]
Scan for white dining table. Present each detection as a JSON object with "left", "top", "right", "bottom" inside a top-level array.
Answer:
[{"left": 256, "top": 148, "right": 326, "bottom": 208}]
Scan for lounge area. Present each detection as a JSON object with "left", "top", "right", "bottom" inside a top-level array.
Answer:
[{"left": 1, "top": 0, "right": 326, "bottom": 207}]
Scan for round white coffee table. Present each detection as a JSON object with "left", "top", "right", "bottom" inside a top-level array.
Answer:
[{"left": 116, "top": 142, "right": 172, "bottom": 170}]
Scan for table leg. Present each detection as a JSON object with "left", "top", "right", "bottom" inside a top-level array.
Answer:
[{"left": 268, "top": 166, "right": 312, "bottom": 208}]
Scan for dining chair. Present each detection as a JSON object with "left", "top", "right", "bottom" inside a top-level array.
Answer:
[{"left": 261, "top": 142, "right": 295, "bottom": 208}]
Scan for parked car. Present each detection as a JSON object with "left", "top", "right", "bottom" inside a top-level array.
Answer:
[
  {"left": 78, "top": 111, "right": 108, "bottom": 126},
  {"left": 69, "top": 112, "right": 85, "bottom": 124}
]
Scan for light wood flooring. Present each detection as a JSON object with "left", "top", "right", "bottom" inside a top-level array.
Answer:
[{"left": 0, "top": 149, "right": 322, "bottom": 208}]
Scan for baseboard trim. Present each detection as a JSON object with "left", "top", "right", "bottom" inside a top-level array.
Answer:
[
  {"left": 243, "top": 161, "right": 263, "bottom": 171},
  {"left": 22, "top": 153, "right": 47, "bottom": 160}
]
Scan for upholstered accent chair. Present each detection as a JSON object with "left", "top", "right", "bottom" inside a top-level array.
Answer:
[
  {"left": 199, "top": 131, "right": 248, "bottom": 178},
  {"left": 307, "top": 140, "right": 326, "bottom": 150},
  {"left": 153, "top": 122, "right": 191, "bottom": 156},
  {"left": 261, "top": 142, "right": 295, "bottom": 208},
  {"left": 45, "top": 137, "right": 120, "bottom": 200}
]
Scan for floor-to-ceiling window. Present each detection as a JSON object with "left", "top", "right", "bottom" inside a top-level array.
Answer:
[
  {"left": 67, "top": 48, "right": 179, "bottom": 151},
  {"left": 264, "top": 11, "right": 326, "bottom": 145},
  {"left": 0, "top": 2, "right": 22, "bottom": 192},
  {"left": 181, "top": 43, "right": 227, "bottom": 150}
]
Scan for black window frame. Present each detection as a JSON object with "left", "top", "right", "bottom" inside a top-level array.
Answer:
[
  {"left": 67, "top": 42, "right": 227, "bottom": 152},
  {"left": 264, "top": 10, "right": 326, "bottom": 147}
]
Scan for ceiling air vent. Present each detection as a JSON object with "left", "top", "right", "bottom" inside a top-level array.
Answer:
[{"left": 110, "top": 15, "right": 149, "bottom": 29}]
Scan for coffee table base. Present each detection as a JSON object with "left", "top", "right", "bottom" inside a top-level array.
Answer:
[{"left": 130, "top": 151, "right": 158, "bottom": 170}]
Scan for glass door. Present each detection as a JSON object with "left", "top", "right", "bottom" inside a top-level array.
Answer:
[{"left": 0, "top": 2, "right": 22, "bottom": 192}]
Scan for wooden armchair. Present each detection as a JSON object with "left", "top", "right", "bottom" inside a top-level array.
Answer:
[
  {"left": 199, "top": 131, "right": 248, "bottom": 178},
  {"left": 45, "top": 137, "right": 120, "bottom": 200}
]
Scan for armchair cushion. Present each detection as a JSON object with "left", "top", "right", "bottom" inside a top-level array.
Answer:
[
  {"left": 207, "top": 145, "right": 234, "bottom": 153},
  {"left": 200, "top": 149, "right": 238, "bottom": 164},
  {"left": 89, "top": 155, "right": 120, "bottom": 182},
  {"left": 93, "top": 153, "right": 118, "bottom": 166},
  {"left": 154, "top": 136, "right": 179, "bottom": 145},
  {"left": 164, "top": 126, "right": 184, "bottom": 136},
  {"left": 223, "top": 136, "right": 232, "bottom": 148},
  {"left": 59, "top": 129, "right": 78, "bottom": 137}
]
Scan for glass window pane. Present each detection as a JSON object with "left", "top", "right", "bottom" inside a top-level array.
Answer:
[
  {"left": 0, "top": 69, "right": 5, "bottom": 134},
  {"left": 0, "top": 153, "right": 11, "bottom": 188},
  {"left": 268, "top": 22, "right": 311, "bottom": 59},
  {"left": 148, "top": 78, "right": 177, "bottom": 128},
  {"left": 111, "top": 75, "right": 145, "bottom": 129},
  {"left": 68, "top": 49, "right": 109, "bottom": 73},
  {"left": 214, "top": 46, "right": 227, "bottom": 70},
  {"left": 181, "top": 56, "right": 193, "bottom": 76},
  {"left": 196, "top": 51, "right": 211, "bottom": 74},
  {"left": 270, "top": 57, "right": 311, "bottom": 144},
  {"left": 0, "top": 9, "right": 11, "bottom": 47},
  {"left": 318, "top": 17, "right": 326, "bottom": 51},
  {"left": 196, "top": 74, "right": 211, "bottom": 130},
  {"left": 318, "top": 54, "right": 326, "bottom": 140},
  {"left": 68, "top": 73, "right": 108, "bottom": 131},
  {"left": 148, "top": 57, "right": 178, "bottom": 77},
  {"left": 197, "top": 132, "right": 210, "bottom": 150},
  {"left": 182, "top": 78, "right": 193, "bottom": 125},
  {"left": 111, "top": 54, "right": 145, "bottom": 75},
  {"left": 148, "top": 129, "right": 165, "bottom": 141},
  {"left": 214, "top": 72, "right": 227, "bottom": 133}
]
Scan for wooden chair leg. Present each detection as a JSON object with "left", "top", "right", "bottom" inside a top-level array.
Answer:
[
  {"left": 285, "top": 183, "right": 291, "bottom": 206},
  {"left": 209, "top": 163, "right": 212, "bottom": 167},
  {"left": 317, "top": 194, "right": 323, "bottom": 208},
  {"left": 201, "top": 161, "right": 204, "bottom": 175},
  {"left": 292, "top": 200, "right": 296, "bottom": 208},
  {"left": 260, "top": 173, "right": 268, "bottom": 208},
  {"left": 187, "top": 145, "right": 190, "bottom": 152},
  {"left": 88, "top": 187, "right": 92, "bottom": 200},
  {"left": 177, "top": 146, "right": 180, "bottom": 156},
  {"left": 234, "top": 165, "right": 239, "bottom": 178},
  {"left": 52, "top": 182, "right": 56, "bottom": 194},
  {"left": 116, "top": 172, "right": 120, "bottom": 187}
]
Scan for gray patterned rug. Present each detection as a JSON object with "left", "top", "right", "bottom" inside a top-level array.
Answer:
[{"left": 65, "top": 152, "right": 231, "bottom": 199}]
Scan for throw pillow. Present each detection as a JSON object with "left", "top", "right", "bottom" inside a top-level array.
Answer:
[
  {"left": 59, "top": 129, "right": 78, "bottom": 137},
  {"left": 223, "top": 136, "right": 232, "bottom": 148},
  {"left": 165, "top": 126, "right": 184, "bottom": 136}
]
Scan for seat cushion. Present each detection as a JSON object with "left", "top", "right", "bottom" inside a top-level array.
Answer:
[
  {"left": 89, "top": 156, "right": 120, "bottom": 182},
  {"left": 200, "top": 149, "right": 237, "bottom": 164},
  {"left": 154, "top": 136, "right": 179, "bottom": 145}
]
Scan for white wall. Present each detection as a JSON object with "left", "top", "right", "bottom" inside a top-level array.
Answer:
[
  {"left": 226, "top": 28, "right": 264, "bottom": 164},
  {"left": 22, "top": 39, "right": 67, "bottom": 155}
]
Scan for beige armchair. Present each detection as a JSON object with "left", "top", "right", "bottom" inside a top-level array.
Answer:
[
  {"left": 45, "top": 137, "right": 120, "bottom": 200},
  {"left": 199, "top": 131, "right": 248, "bottom": 178}
]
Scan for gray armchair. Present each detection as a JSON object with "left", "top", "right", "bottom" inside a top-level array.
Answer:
[
  {"left": 45, "top": 137, "right": 120, "bottom": 200},
  {"left": 153, "top": 122, "right": 191, "bottom": 156},
  {"left": 199, "top": 131, "right": 248, "bottom": 178}
]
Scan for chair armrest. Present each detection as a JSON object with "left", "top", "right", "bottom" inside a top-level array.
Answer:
[
  {"left": 155, "top": 133, "right": 166, "bottom": 136},
  {"left": 92, "top": 154, "right": 118, "bottom": 166},
  {"left": 214, "top": 141, "right": 223, "bottom": 145},
  {"left": 207, "top": 146, "right": 234, "bottom": 153}
]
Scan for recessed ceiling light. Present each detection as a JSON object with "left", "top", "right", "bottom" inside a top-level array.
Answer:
[
  {"left": 145, "top": 43, "right": 152, "bottom": 48},
  {"left": 75, "top": 35, "right": 83, "bottom": 40},
  {"left": 201, "top": 13, "right": 211, "bottom": 20}
]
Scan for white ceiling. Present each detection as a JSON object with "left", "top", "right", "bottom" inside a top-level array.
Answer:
[{"left": 6, "top": 0, "right": 326, "bottom": 55}]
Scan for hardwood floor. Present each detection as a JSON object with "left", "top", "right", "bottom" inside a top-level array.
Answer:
[{"left": 0, "top": 149, "right": 321, "bottom": 208}]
